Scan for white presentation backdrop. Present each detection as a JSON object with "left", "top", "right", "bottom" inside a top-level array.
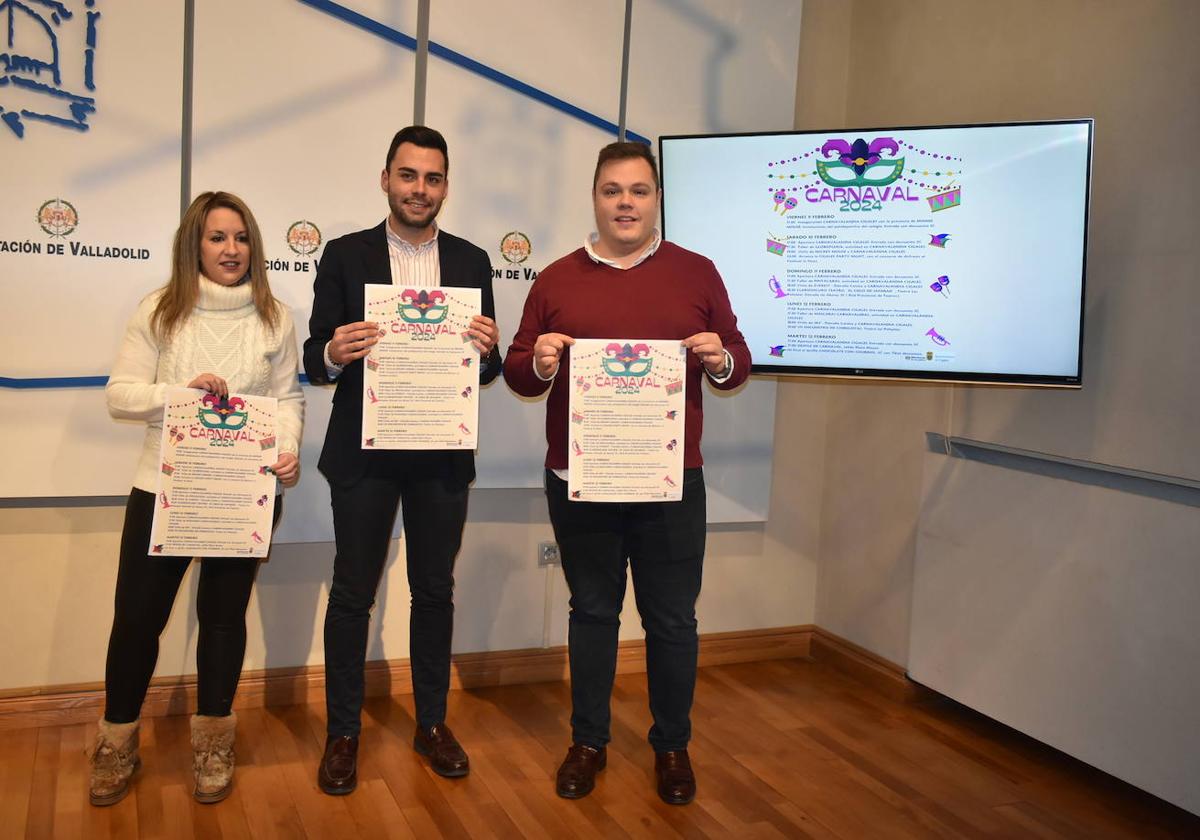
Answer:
[
  {"left": 418, "top": 0, "right": 799, "bottom": 530},
  {"left": 189, "top": 0, "right": 419, "bottom": 539},
  {"left": 191, "top": 0, "right": 418, "bottom": 320},
  {"left": 2, "top": 1, "right": 801, "bottom": 532},
  {"left": 0, "top": 0, "right": 183, "bottom": 497},
  {"left": 422, "top": 0, "right": 627, "bottom": 495}
]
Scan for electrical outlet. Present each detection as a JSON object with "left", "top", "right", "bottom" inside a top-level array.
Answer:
[{"left": 537, "top": 541, "right": 560, "bottom": 567}]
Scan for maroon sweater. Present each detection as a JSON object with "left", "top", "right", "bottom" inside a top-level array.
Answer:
[{"left": 504, "top": 242, "right": 751, "bottom": 470}]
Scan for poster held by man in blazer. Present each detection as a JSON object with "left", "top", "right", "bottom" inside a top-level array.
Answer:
[{"left": 303, "top": 126, "right": 502, "bottom": 795}]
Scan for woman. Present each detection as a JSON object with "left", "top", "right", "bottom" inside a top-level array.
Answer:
[{"left": 91, "top": 191, "right": 305, "bottom": 806}]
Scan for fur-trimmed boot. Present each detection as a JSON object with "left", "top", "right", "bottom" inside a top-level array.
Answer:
[
  {"left": 89, "top": 718, "right": 140, "bottom": 806},
  {"left": 191, "top": 712, "right": 237, "bottom": 803}
]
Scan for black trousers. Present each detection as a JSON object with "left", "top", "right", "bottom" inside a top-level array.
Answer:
[
  {"left": 323, "top": 459, "right": 469, "bottom": 736},
  {"left": 104, "top": 488, "right": 279, "bottom": 723},
  {"left": 545, "top": 468, "right": 706, "bottom": 753}
]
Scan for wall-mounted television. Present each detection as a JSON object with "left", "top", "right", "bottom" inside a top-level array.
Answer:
[{"left": 660, "top": 120, "right": 1093, "bottom": 386}]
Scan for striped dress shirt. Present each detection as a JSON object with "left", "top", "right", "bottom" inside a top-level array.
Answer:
[{"left": 385, "top": 219, "right": 440, "bottom": 288}]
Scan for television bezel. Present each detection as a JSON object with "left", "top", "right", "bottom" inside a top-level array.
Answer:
[{"left": 658, "top": 118, "right": 1094, "bottom": 388}]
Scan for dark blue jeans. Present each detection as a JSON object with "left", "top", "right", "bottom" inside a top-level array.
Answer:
[
  {"left": 324, "top": 466, "right": 468, "bottom": 736},
  {"left": 545, "top": 468, "right": 706, "bottom": 753}
]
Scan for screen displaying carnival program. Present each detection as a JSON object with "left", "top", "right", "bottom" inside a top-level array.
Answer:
[{"left": 660, "top": 120, "right": 1093, "bottom": 386}]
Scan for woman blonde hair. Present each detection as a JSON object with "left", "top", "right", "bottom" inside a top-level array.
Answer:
[{"left": 151, "top": 191, "right": 280, "bottom": 339}]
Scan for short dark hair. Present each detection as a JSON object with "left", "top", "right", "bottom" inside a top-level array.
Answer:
[
  {"left": 592, "top": 141, "right": 659, "bottom": 191},
  {"left": 385, "top": 125, "right": 449, "bottom": 172}
]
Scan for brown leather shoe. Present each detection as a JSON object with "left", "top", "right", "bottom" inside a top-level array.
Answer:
[
  {"left": 555, "top": 744, "right": 606, "bottom": 799},
  {"left": 318, "top": 735, "right": 358, "bottom": 795},
  {"left": 655, "top": 750, "right": 696, "bottom": 805},
  {"left": 413, "top": 723, "right": 469, "bottom": 778}
]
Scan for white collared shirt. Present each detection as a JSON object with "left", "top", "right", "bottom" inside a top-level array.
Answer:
[
  {"left": 582, "top": 227, "right": 662, "bottom": 269},
  {"left": 385, "top": 218, "right": 440, "bottom": 288}
]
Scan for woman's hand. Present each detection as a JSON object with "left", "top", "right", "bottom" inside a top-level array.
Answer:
[
  {"left": 269, "top": 452, "right": 300, "bottom": 488},
  {"left": 187, "top": 373, "right": 229, "bottom": 398}
]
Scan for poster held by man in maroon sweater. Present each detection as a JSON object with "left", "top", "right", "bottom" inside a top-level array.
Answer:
[{"left": 504, "top": 142, "right": 751, "bottom": 806}]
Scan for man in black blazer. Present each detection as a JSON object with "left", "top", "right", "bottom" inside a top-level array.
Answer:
[{"left": 304, "top": 126, "right": 501, "bottom": 795}]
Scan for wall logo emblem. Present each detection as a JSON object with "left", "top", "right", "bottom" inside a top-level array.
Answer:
[
  {"left": 1, "top": 0, "right": 100, "bottom": 139},
  {"left": 499, "top": 231, "right": 531, "bottom": 265},
  {"left": 37, "top": 197, "right": 78, "bottom": 237},
  {"left": 601, "top": 342, "right": 653, "bottom": 377},
  {"left": 286, "top": 220, "right": 321, "bottom": 256},
  {"left": 817, "top": 137, "right": 904, "bottom": 187}
]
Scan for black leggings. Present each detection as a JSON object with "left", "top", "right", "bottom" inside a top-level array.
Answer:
[{"left": 103, "top": 488, "right": 278, "bottom": 722}]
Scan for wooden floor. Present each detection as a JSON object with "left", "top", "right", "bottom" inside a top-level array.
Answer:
[{"left": 2, "top": 658, "right": 1196, "bottom": 839}]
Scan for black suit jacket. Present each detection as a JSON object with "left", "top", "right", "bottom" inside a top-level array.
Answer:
[{"left": 303, "top": 223, "right": 502, "bottom": 487}]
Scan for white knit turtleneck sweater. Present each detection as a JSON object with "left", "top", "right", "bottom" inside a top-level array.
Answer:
[{"left": 107, "top": 276, "right": 305, "bottom": 493}]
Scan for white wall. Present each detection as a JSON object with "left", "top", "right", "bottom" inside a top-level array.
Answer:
[
  {"left": 910, "top": 454, "right": 1200, "bottom": 815},
  {"left": 799, "top": 0, "right": 1200, "bottom": 668},
  {"left": 799, "top": 0, "right": 1200, "bottom": 814},
  {"left": 2, "top": 0, "right": 786, "bottom": 534}
]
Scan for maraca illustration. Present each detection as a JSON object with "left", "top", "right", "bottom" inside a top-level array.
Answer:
[{"left": 772, "top": 189, "right": 786, "bottom": 211}]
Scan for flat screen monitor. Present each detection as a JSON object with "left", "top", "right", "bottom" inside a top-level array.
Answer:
[{"left": 659, "top": 120, "right": 1093, "bottom": 386}]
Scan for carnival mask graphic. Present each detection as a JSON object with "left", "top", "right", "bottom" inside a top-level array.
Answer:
[
  {"left": 198, "top": 394, "right": 248, "bottom": 430},
  {"left": 602, "top": 342, "right": 653, "bottom": 377},
  {"left": 398, "top": 289, "right": 449, "bottom": 323},
  {"left": 817, "top": 137, "right": 904, "bottom": 186}
]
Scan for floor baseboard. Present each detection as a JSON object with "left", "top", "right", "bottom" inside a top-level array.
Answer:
[
  {"left": 809, "top": 627, "right": 934, "bottom": 702},
  {"left": 0, "top": 624, "right": 816, "bottom": 730}
]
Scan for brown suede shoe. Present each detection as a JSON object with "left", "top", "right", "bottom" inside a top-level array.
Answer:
[
  {"left": 555, "top": 744, "right": 606, "bottom": 799},
  {"left": 655, "top": 750, "right": 696, "bottom": 805},
  {"left": 317, "top": 735, "right": 359, "bottom": 795},
  {"left": 413, "top": 723, "right": 469, "bottom": 778}
]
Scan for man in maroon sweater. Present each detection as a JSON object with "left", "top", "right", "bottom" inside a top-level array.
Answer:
[{"left": 504, "top": 142, "right": 750, "bottom": 805}]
